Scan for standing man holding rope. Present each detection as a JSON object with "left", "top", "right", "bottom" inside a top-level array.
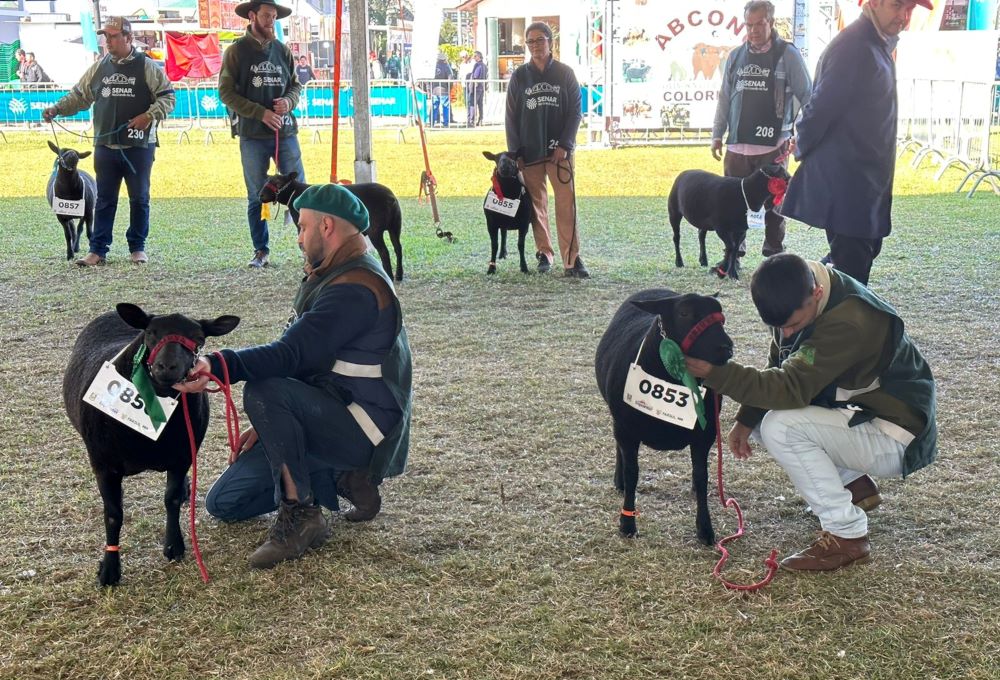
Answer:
[
  {"left": 43, "top": 17, "right": 175, "bottom": 267},
  {"left": 219, "top": 0, "right": 305, "bottom": 269},
  {"left": 505, "top": 21, "right": 589, "bottom": 278}
]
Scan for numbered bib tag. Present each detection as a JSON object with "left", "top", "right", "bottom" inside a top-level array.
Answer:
[
  {"left": 746, "top": 208, "right": 766, "bottom": 230},
  {"left": 623, "top": 363, "right": 707, "bottom": 430},
  {"left": 484, "top": 190, "right": 520, "bottom": 217},
  {"left": 52, "top": 196, "right": 85, "bottom": 217},
  {"left": 82, "top": 361, "right": 178, "bottom": 440}
]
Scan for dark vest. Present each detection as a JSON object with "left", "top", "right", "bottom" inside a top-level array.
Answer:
[
  {"left": 91, "top": 52, "right": 153, "bottom": 147},
  {"left": 232, "top": 37, "right": 297, "bottom": 139},
  {"left": 293, "top": 253, "right": 412, "bottom": 481},
  {"left": 785, "top": 270, "right": 937, "bottom": 477},
  {"left": 730, "top": 40, "right": 787, "bottom": 146}
]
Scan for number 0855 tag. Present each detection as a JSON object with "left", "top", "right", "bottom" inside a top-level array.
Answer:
[
  {"left": 82, "top": 361, "right": 178, "bottom": 440},
  {"left": 623, "top": 363, "right": 706, "bottom": 430}
]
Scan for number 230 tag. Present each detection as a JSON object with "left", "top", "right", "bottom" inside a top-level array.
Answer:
[
  {"left": 623, "top": 363, "right": 706, "bottom": 430},
  {"left": 83, "top": 361, "right": 178, "bottom": 440}
]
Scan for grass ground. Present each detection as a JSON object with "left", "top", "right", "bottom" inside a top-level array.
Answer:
[{"left": 1, "top": 129, "right": 998, "bottom": 679}]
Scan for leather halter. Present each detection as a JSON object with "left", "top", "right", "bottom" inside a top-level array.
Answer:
[
  {"left": 678, "top": 312, "right": 726, "bottom": 354},
  {"left": 147, "top": 334, "right": 200, "bottom": 366}
]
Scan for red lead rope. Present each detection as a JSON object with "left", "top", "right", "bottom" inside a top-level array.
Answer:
[
  {"left": 178, "top": 351, "right": 240, "bottom": 584},
  {"left": 711, "top": 392, "right": 780, "bottom": 591}
]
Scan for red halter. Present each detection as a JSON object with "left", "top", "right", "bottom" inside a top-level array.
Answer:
[
  {"left": 147, "top": 334, "right": 200, "bottom": 366},
  {"left": 679, "top": 312, "right": 726, "bottom": 354}
]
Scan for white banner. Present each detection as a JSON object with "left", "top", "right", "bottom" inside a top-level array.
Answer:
[
  {"left": 410, "top": 0, "right": 446, "bottom": 80},
  {"left": 612, "top": 0, "right": 794, "bottom": 129}
]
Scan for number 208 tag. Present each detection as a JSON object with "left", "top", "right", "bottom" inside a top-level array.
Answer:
[
  {"left": 82, "top": 361, "right": 178, "bottom": 440},
  {"left": 623, "top": 363, "right": 706, "bottom": 430}
]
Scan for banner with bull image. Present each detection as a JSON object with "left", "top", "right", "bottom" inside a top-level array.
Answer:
[{"left": 612, "top": 0, "right": 793, "bottom": 131}]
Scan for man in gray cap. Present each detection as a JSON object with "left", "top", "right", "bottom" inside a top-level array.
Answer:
[
  {"left": 219, "top": 0, "right": 306, "bottom": 269},
  {"left": 43, "top": 16, "right": 175, "bottom": 266},
  {"left": 176, "top": 184, "right": 413, "bottom": 570}
]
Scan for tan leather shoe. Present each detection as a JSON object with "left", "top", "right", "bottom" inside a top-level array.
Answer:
[
  {"left": 130, "top": 251, "right": 148, "bottom": 264},
  {"left": 845, "top": 474, "right": 882, "bottom": 511},
  {"left": 76, "top": 252, "right": 106, "bottom": 267},
  {"left": 780, "top": 532, "right": 872, "bottom": 572}
]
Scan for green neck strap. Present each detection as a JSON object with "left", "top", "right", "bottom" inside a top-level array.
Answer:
[
  {"left": 131, "top": 344, "right": 168, "bottom": 429},
  {"left": 658, "top": 337, "right": 707, "bottom": 429}
]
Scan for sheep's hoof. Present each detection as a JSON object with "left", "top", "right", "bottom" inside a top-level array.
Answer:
[
  {"left": 675, "top": 258, "right": 684, "bottom": 268},
  {"left": 520, "top": 266, "right": 529, "bottom": 274},
  {"left": 697, "top": 529, "right": 716, "bottom": 546},
  {"left": 163, "top": 541, "right": 186, "bottom": 562},
  {"left": 97, "top": 555, "right": 121, "bottom": 587},
  {"left": 498, "top": 251, "right": 507, "bottom": 260},
  {"left": 619, "top": 516, "right": 638, "bottom": 538},
  {"left": 486, "top": 265, "right": 497, "bottom": 275}
]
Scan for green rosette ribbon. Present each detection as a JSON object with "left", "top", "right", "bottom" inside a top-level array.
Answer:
[
  {"left": 131, "top": 344, "right": 168, "bottom": 429},
  {"left": 658, "top": 337, "right": 707, "bottom": 429}
]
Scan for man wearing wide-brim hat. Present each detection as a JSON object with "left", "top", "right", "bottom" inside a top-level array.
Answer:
[
  {"left": 219, "top": 0, "right": 306, "bottom": 270},
  {"left": 176, "top": 184, "right": 414, "bottom": 571}
]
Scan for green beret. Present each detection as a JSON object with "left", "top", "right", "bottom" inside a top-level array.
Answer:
[{"left": 293, "top": 184, "right": 370, "bottom": 234}]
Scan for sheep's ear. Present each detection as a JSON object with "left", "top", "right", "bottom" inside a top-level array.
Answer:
[
  {"left": 48, "top": 140, "right": 60, "bottom": 154},
  {"left": 631, "top": 296, "right": 678, "bottom": 317},
  {"left": 79, "top": 151, "right": 91, "bottom": 159},
  {"left": 201, "top": 315, "right": 241, "bottom": 337},
  {"left": 482, "top": 151, "right": 498, "bottom": 161},
  {"left": 116, "top": 303, "right": 151, "bottom": 330}
]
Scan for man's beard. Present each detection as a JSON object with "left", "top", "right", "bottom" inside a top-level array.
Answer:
[{"left": 253, "top": 20, "right": 275, "bottom": 40}]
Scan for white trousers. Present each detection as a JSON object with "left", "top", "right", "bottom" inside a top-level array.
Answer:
[{"left": 757, "top": 407, "right": 906, "bottom": 539}]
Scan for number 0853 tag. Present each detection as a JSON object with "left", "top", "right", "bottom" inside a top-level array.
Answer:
[
  {"left": 623, "top": 363, "right": 706, "bottom": 430},
  {"left": 82, "top": 361, "right": 178, "bottom": 440}
]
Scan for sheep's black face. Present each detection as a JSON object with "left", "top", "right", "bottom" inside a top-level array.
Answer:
[
  {"left": 672, "top": 296, "right": 733, "bottom": 366},
  {"left": 143, "top": 315, "right": 206, "bottom": 395},
  {"left": 494, "top": 153, "right": 520, "bottom": 180},
  {"left": 58, "top": 150, "right": 81, "bottom": 172},
  {"left": 258, "top": 171, "right": 298, "bottom": 204}
]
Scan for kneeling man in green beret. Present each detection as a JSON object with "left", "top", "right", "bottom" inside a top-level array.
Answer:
[{"left": 176, "top": 184, "right": 413, "bottom": 569}]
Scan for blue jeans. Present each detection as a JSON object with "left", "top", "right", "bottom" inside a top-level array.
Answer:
[
  {"left": 90, "top": 145, "right": 156, "bottom": 257},
  {"left": 205, "top": 376, "right": 372, "bottom": 521},
  {"left": 239, "top": 135, "right": 305, "bottom": 253}
]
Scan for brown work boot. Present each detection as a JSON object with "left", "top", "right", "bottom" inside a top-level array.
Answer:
[
  {"left": 780, "top": 531, "right": 872, "bottom": 572},
  {"left": 248, "top": 500, "right": 330, "bottom": 570},
  {"left": 336, "top": 470, "right": 382, "bottom": 522},
  {"left": 76, "top": 252, "right": 106, "bottom": 267},
  {"left": 845, "top": 475, "right": 882, "bottom": 511}
]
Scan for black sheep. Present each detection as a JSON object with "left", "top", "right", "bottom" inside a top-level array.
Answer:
[
  {"left": 595, "top": 289, "right": 734, "bottom": 544},
  {"left": 63, "top": 303, "right": 239, "bottom": 587},
  {"left": 481, "top": 150, "right": 534, "bottom": 274},
  {"left": 45, "top": 141, "right": 96, "bottom": 261},
  {"left": 258, "top": 172, "right": 405, "bottom": 281},
  {"left": 667, "top": 164, "right": 790, "bottom": 280}
]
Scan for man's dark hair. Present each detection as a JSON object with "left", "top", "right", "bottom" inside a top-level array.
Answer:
[
  {"left": 744, "top": 1, "right": 775, "bottom": 22},
  {"left": 750, "top": 253, "right": 816, "bottom": 327},
  {"left": 525, "top": 22, "right": 553, "bottom": 41}
]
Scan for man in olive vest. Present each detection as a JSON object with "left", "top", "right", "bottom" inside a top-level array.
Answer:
[
  {"left": 711, "top": 1, "right": 812, "bottom": 272},
  {"left": 685, "top": 254, "right": 936, "bottom": 572},
  {"left": 43, "top": 16, "right": 175, "bottom": 266},
  {"left": 219, "top": 0, "right": 305, "bottom": 269},
  {"left": 176, "top": 184, "right": 413, "bottom": 570}
]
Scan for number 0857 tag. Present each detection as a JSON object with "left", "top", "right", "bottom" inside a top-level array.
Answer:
[{"left": 82, "top": 361, "right": 178, "bottom": 440}]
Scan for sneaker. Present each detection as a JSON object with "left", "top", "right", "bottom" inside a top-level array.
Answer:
[
  {"left": 564, "top": 256, "right": 590, "bottom": 279},
  {"left": 248, "top": 500, "right": 331, "bottom": 570},
  {"left": 248, "top": 249, "right": 269, "bottom": 268},
  {"left": 536, "top": 252, "right": 551, "bottom": 274},
  {"left": 779, "top": 531, "right": 872, "bottom": 572},
  {"left": 76, "top": 252, "right": 106, "bottom": 267},
  {"left": 845, "top": 474, "right": 882, "bottom": 511},
  {"left": 336, "top": 470, "right": 382, "bottom": 522},
  {"left": 130, "top": 250, "right": 148, "bottom": 264}
]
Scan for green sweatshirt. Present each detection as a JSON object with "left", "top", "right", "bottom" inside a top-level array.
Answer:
[{"left": 704, "top": 263, "right": 937, "bottom": 476}]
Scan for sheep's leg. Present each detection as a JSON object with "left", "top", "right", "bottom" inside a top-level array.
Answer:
[
  {"left": 698, "top": 229, "right": 708, "bottom": 267},
  {"left": 615, "top": 427, "right": 641, "bottom": 538},
  {"left": 498, "top": 228, "right": 508, "bottom": 260},
  {"left": 95, "top": 471, "right": 124, "bottom": 587},
  {"left": 62, "top": 218, "right": 76, "bottom": 260},
  {"left": 517, "top": 227, "right": 528, "bottom": 273},
  {"left": 614, "top": 446, "right": 624, "bottom": 493},
  {"left": 487, "top": 227, "right": 499, "bottom": 274},
  {"left": 163, "top": 467, "right": 187, "bottom": 562},
  {"left": 372, "top": 229, "right": 394, "bottom": 281},
  {"left": 390, "top": 229, "right": 404, "bottom": 281},
  {"left": 668, "top": 198, "right": 684, "bottom": 267},
  {"left": 689, "top": 443, "right": 716, "bottom": 546}
]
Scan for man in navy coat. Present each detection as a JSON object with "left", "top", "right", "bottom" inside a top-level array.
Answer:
[{"left": 781, "top": 0, "right": 933, "bottom": 286}]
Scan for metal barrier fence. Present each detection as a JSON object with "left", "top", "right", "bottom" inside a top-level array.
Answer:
[{"left": 897, "top": 78, "right": 1000, "bottom": 196}]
